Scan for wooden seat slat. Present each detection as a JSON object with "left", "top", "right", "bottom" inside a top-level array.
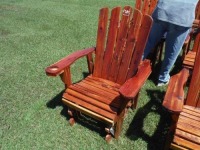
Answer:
[
  {"left": 85, "top": 76, "right": 120, "bottom": 92},
  {"left": 87, "top": 75, "right": 121, "bottom": 88},
  {"left": 183, "top": 60, "right": 195, "bottom": 66},
  {"left": 77, "top": 80, "right": 119, "bottom": 97},
  {"left": 184, "top": 57, "right": 195, "bottom": 62},
  {"left": 179, "top": 116, "right": 200, "bottom": 127},
  {"left": 63, "top": 94, "right": 117, "bottom": 120},
  {"left": 69, "top": 84, "right": 121, "bottom": 108},
  {"left": 176, "top": 121, "right": 200, "bottom": 137},
  {"left": 80, "top": 80, "right": 119, "bottom": 95},
  {"left": 175, "top": 129, "right": 200, "bottom": 144},
  {"left": 173, "top": 135, "right": 200, "bottom": 150},
  {"left": 180, "top": 112, "right": 200, "bottom": 122},
  {"left": 64, "top": 89, "right": 118, "bottom": 113},
  {"left": 182, "top": 106, "right": 200, "bottom": 117},
  {"left": 62, "top": 99, "right": 114, "bottom": 124}
]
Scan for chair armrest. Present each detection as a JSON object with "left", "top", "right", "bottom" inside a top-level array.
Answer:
[
  {"left": 162, "top": 68, "right": 190, "bottom": 113},
  {"left": 119, "top": 59, "right": 152, "bottom": 99},
  {"left": 45, "top": 47, "right": 95, "bottom": 76}
]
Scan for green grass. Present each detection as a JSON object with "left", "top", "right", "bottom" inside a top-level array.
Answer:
[{"left": 0, "top": 0, "right": 172, "bottom": 149}]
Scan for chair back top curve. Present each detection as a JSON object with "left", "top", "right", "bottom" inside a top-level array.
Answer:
[
  {"left": 93, "top": 6, "right": 153, "bottom": 85},
  {"left": 186, "top": 29, "right": 200, "bottom": 107},
  {"left": 135, "top": 0, "right": 158, "bottom": 15}
]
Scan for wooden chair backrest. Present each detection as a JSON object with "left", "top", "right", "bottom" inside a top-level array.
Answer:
[
  {"left": 186, "top": 29, "right": 200, "bottom": 107},
  {"left": 135, "top": 0, "right": 158, "bottom": 15},
  {"left": 93, "top": 6, "right": 153, "bottom": 85}
]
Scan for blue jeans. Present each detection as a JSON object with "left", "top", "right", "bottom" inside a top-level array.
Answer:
[{"left": 143, "top": 19, "right": 191, "bottom": 83}]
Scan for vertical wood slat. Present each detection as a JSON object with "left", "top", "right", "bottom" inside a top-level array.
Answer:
[
  {"left": 186, "top": 35, "right": 200, "bottom": 106},
  {"left": 101, "top": 7, "right": 121, "bottom": 79},
  {"left": 93, "top": 8, "right": 109, "bottom": 77},
  {"left": 86, "top": 52, "right": 94, "bottom": 74},
  {"left": 116, "top": 9, "right": 142, "bottom": 84},
  {"left": 141, "top": 0, "right": 150, "bottom": 15},
  {"left": 192, "top": 29, "right": 200, "bottom": 52},
  {"left": 108, "top": 6, "right": 133, "bottom": 82},
  {"left": 148, "top": 0, "right": 158, "bottom": 15},
  {"left": 135, "top": 0, "right": 142, "bottom": 10},
  {"left": 126, "top": 15, "right": 153, "bottom": 79}
]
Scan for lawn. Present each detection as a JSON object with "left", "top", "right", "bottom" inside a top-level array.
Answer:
[{"left": 0, "top": 0, "right": 172, "bottom": 149}]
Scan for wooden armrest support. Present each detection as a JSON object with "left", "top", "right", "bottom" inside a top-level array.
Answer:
[
  {"left": 162, "top": 68, "right": 190, "bottom": 113},
  {"left": 119, "top": 59, "right": 152, "bottom": 99},
  {"left": 45, "top": 47, "right": 95, "bottom": 76},
  {"left": 193, "top": 19, "right": 200, "bottom": 27}
]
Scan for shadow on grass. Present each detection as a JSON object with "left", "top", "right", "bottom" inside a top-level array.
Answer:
[{"left": 126, "top": 89, "right": 171, "bottom": 150}]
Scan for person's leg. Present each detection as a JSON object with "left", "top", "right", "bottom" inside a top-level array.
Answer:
[
  {"left": 158, "top": 24, "right": 191, "bottom": 83},
  {"left": 143, "top": 19, "right": 166, "bottom": 59}
]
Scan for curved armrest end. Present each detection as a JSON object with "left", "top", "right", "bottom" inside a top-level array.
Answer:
[
  {"left": 119, "top": 60, "right": 152, "bottom": 99},
  {"left": 162, "top": 68, "right": 190, "bottom": 113},
  {"left": 45, "top": 47, "right": 95, "bottom": 76}
]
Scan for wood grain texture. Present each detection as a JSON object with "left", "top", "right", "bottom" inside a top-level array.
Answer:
[
  {"left": 45, "top": 47, "right": 95, "bottom": 76},
  {"left": 101, "top": 7, "right": 121, "bottom": 79},
  {"left": 162, "top": 68, "right": 190, "bottom": 113},
  {"left": 93, "top": 7, "right": 109, "bottom": 77},
  {"left": 116, "top": 9, "right": 142, "bottom": 84},
  {"left": 108, "top": 6, "right": 133, "bottom": 82}
]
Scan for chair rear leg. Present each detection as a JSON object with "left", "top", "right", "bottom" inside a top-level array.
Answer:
[{"left": 68, "top": 108, "right": 76, "bottom": 126}]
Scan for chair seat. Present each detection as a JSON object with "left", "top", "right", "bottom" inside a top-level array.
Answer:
[
  {"left": 171, "top": 105, "right": 200, "bottom": 149},
  {"left": 183, "top": 51, "right": 196, "bottom": 69},
  {"left": 62, "top": 75, "right": 123, "bottom": 124}
]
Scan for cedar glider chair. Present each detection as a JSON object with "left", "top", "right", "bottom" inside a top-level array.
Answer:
[
  {"left": 45, "top": 6, "right": 153, "bottom": 142},
  {"left": 162, "top": 23, "right": 200, "bottom": 149}
]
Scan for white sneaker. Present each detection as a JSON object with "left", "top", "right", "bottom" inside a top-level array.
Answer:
[{"left": 157, "top": 81, "right": 169, "bottom": 87}]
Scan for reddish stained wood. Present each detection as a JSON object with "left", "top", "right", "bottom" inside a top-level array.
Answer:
[
  {"left": 180, "top": 111, "right": 200, "bottom": 122},
  {"left": 108, "top": 6, "right": 133, "bottom": 82},
  {"left": 176, "top": 121, "right": 200, "bottom": 137},
  {"left": 141, "top": 0, "right": 149, "bottom": 15},
  {"left": 119, "top": 60, "right": 151, "bottom": 99},
  {"left": 77, "top": 80, "right": 119, "bottom": 98},
  {"left": 101, "top": 7, "right": 121, "bottom": 79},
  {"left": 86, "top": 52, "right": 94, "bottom": 74},
  {"left": 148, "top": 0, "right": 158, "bottom": 15},
  {"left": 93, "top": 7, "right": 109, "bottom": 77},
  {"left": 45, "top": 47, "right": 95, "bottom": 76},
  {"left": 69, "top": 84, "right": 121, "bottom": 108},
  {"left": 173, "top": 135, "right": 200, "bottom": 149},
  {"left": 135, "top": 0, "right": 142, "bottom": 10},
  {"left": 175, "top": 129, "right": 200, "bottom": 144},
  {"left": 63, "top": 94, "right": 117, "bottom": 120},
  {"left": 64, "top": 89, "right": 118, "bottom": 113},
  {"left": 179, "top": 116, "right": 200, "bottom": 127},
  {"left": 60, "top": 67, "right": 72, "bottom": 88},
  {"left": 186, "top": 38, "right": 200, "bottom": 107},
  {"left": 88, "top": 75, "right": 121, "bottom": 88},
  {"left": 81, "top": 80, "right": 119, "bottom": 95},
  {"left": 84, "top": 77, "right": 119, "bottom": 92},
  {"left": 182, "top": 106, "right": 200, "bottom": 118},
  {"left": 126, "top": 15, "right": 153, "bottom": 79},
  {"left": 184, "top": 105, "right": 200, "bottom": 114},
  {"left": 162, "top": 68, "right": 190, "bottom": 113},
  {"left": 117, "top": 9, "right": 142, "bottom": 84}
]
